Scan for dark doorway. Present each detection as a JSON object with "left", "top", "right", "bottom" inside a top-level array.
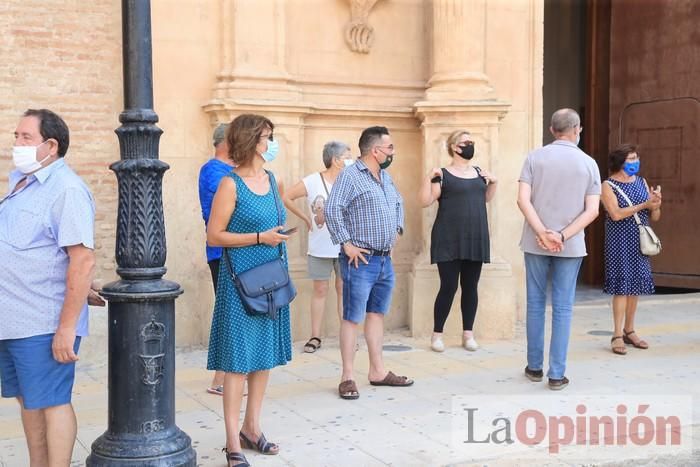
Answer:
[
  {"left": 543, "top": 0, "right": 604, "bottom": 285},
  {"left": 543, "top": 0, "right": 587, "bottom": 146}
]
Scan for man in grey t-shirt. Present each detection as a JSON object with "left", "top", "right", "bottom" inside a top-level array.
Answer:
[{"left": 517, "top": 108, "right": 601, "bottom": 390}]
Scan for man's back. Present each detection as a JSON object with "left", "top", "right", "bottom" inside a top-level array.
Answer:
[{"left": 519, "top": 140, "right": 601, "bottom": 257}]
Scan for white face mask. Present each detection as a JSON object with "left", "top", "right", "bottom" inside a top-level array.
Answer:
[
  {"left": 342, "top": 159, "right": 354, "bottom": 168},
  {"left": 12, "top": 141, "right": 51, "bottom": 174}
]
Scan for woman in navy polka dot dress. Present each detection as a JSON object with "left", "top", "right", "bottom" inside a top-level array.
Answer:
[
  {"left": 601, "top": 144, "right": 662, "bottom": 356},
  {"left": 206, "top": 114, "right": 292, "bottom": 466}
]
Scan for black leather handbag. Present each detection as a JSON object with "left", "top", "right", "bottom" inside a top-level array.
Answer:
[{"left": 224, "top": 172, "right": 296, "bottom": 319}]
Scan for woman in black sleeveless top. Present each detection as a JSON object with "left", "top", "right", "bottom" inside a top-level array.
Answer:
[{"left": 419, "top": 130, "right": 498, "bottom": 352}]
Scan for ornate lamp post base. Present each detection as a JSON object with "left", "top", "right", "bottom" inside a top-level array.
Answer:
[
  {"left": 88, "top": 429, "right": 195, "bottom": 466},
  {"left": 86, "top": 281, "right": 196, "bottom": 466}
]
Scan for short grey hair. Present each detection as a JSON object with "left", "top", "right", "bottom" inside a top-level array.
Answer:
[
  {"left": 550, "top": 108, "right": 581, "bottom": 133},
  {"left": 322, "top": 141, "right": 351, "bottom": 168},
  {"left": 212, "top": 123, "right": 227, "bottom": 147}
]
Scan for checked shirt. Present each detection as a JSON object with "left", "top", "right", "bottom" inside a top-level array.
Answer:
[{"left": 324, "top": 159, "right": 404, "bottom": 252}]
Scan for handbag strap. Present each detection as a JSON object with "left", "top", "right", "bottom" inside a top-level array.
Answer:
[
  {"left": 605, "top": 180, "right": 642, "bottom": 226},
  {"left": 224, "top": 170, "right": 285, "bottom": 280},
  {"left": 319, "top": 172, "right": 330, "bottom": 197}
]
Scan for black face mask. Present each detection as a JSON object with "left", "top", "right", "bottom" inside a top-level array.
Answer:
[
  {"left": 379, "top": 154, "right": 393, "bottom": 170},
  {"left": 457, "top": 144, "right": 475, "bottom": 160}
]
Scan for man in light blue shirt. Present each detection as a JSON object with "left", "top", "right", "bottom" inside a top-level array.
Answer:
[{"left": 0, "top": 109, "right": 98, "bottom": 465}]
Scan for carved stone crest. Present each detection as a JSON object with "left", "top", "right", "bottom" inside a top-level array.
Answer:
[{"left": 344, "top": 0, "right": 382, "bottom": 54}]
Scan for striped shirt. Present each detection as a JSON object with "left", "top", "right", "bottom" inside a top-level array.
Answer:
[{"left": 325, "top": 159, "right": 404, "bottom": 251}]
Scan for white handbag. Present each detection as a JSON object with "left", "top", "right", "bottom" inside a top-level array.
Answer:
[{"left": 605, "top": 181, "right": 662, "bottom": 256}]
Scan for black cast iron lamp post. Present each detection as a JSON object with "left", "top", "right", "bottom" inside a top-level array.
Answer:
[{"left": 87, "top": 0, "right": 196, "bottom": 465}]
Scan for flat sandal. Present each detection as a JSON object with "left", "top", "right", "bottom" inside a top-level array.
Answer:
[
  {"left": 623, "top": 329, "right": 649, "bottom": 349},
  {"left": 611, "top": 335, "right": 627, "bottom": 355}
]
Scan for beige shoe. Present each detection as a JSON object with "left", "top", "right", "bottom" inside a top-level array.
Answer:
[
  {"left": 430, "top": 335, "right": 445, "bottom": 352},
  {"left": 463, "top": 336, "right": 479, "bottom": 351}
]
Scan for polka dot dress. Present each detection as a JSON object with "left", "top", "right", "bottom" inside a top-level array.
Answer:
[
  {"left": 207, "top": 171, "right": 292, "bottom": 374},
  {"left": 603, "top": 177, "right": 655, "bottom": 296}
]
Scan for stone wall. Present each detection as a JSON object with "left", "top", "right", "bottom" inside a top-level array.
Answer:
[
  {"left": 1, "top": 0, "right": 544, "bottom": 348},
  {"left": 0, "top": 0, "right": 122, "bottom": 298}
]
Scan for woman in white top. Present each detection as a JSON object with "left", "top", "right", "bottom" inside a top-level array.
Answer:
[{"left": 283, "top": 141, "right": 354, "bottom": 353}]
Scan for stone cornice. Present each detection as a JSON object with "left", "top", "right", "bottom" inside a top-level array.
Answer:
[
  {"left": 414, "top": 100, "right": 511, "bottom": 126},
  {"left": 203, "top": 99, "right": 419, "bottom": 127}
]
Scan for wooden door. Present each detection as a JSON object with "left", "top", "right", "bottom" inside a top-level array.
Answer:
[{"left": 607, "top": 0, "right": 700, "bottom": 288}]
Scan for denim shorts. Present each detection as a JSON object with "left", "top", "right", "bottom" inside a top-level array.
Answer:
[
  {"left": 339, "top": 252, "right": 395, "bottom": 323},
  {"left": 307, "top": 255, "right": 340, "bottom": 281},
  {"left": 0, "top": 333, "right": 81, "bottom": 410}
]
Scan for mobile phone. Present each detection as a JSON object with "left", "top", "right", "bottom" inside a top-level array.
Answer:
[
  {"left": 279, "top": 226, "right": 298, "bottom": 236},
  {"left": 430, "top": 175, "right": 442, "bottom": 183}
]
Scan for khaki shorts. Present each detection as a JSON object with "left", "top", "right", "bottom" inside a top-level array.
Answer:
[{"left": 307, "top": 255, "right": 340, "bottom": 281}]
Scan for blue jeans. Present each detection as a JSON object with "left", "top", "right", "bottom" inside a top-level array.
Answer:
[
  {"left": 339, "top": 253, "right": 395, "bottom": 324},
  {"left": 524, "top": 253, "right": 583, "bottom": 380}
]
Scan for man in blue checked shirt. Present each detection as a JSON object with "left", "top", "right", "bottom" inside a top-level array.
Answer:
[
  {"left": 0, "top": 109, "right": 102, "bottom": 465},
  {"left": 325, "top": 125, "right": 413, "bottom": 400}
]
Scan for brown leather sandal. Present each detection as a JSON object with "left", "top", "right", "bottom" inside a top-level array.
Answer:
[
  {"left": 611, "top": 336, "right": 627, "bottom": 355},
  {"left": 623, "top": 329, "right": 649, "bottom": 349},
  {"left": 303, "top": 337, "right": 321, "bottom": 353},
  {"left": 338, "top": 379, "right": 360, "bottom": 400},
  {"left": 369, "top": 371, "right": 414, "bottom": 387}
]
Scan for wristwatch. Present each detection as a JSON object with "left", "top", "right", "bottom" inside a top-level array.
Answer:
[{"left": 559, "top": 231, "right": 565, "bottom": 242}]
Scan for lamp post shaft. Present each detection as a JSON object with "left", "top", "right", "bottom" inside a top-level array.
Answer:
[{"left": 87, "top": 1, "right": 196, "bottom": 465}]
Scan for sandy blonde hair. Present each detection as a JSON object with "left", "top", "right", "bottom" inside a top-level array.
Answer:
[{"left": 446, "top": 130, "right": 470, "bottom": 158}]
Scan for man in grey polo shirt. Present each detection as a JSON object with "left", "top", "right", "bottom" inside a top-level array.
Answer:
[{"left": 517, "top": 108, "right": 601, "bottom": 390}]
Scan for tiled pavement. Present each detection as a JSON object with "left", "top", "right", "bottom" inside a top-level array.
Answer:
[{"left": 1, "top": 291, "right": 698, "bottom": 466}]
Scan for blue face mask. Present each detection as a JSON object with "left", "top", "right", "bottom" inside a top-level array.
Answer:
[
  {"left": 623, "top": 160, "right": 640, "bottom": 176},
  {"left": 262, "top": 139, "right": 279, "bottom": 162}
]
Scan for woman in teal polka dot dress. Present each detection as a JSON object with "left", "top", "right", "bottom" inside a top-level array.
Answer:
[{"left": 206, "top": 114, "right": 292, "bottom": 466}]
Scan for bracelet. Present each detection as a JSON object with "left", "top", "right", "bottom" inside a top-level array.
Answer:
[
  {"left": 559, "top": 231, "right": 565, "bottom": 242},
  {"left": 256, "top": 232, "right": 260, "bottom": 245}
]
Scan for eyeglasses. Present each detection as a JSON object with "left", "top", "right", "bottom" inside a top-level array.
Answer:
[
  {"left": 458, "top": 140, "right": 475, "bottom": 146},
  {"left": 374, "top": 144, "right": 394, "bottom": 152},
  {"left": 259, "top": 132, "right": 273, "bottom": 141}
]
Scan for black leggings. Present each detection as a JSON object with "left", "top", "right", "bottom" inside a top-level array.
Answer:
[{"left": 433, "top": 260, "right": 483, "bottom": 333}]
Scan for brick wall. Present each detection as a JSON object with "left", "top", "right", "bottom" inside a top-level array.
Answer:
[{"left": 0, "top": 0, "right": 123, "bottom": 285}]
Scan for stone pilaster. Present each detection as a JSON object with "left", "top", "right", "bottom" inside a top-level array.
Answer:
[
  {"left": 426, "top": 0, "right": 493, "bottom": 101},
  {"left": 211, "top": 0, "right": 300, "bottom": 103},
  {"left": 408, "top": 102, "right": 516, "bottom": 339}
]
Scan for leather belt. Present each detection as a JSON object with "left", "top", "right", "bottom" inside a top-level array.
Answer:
[{"left": 368, "top": 249, "right": 391, "bottom": 257}]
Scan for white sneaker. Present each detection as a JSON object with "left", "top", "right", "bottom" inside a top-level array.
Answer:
[
  {"left": 463, "top": 336, "right": 479, "bottom": 351},
  {"left": 430, "top": 336, "right": 445, "bottom": 352}
]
